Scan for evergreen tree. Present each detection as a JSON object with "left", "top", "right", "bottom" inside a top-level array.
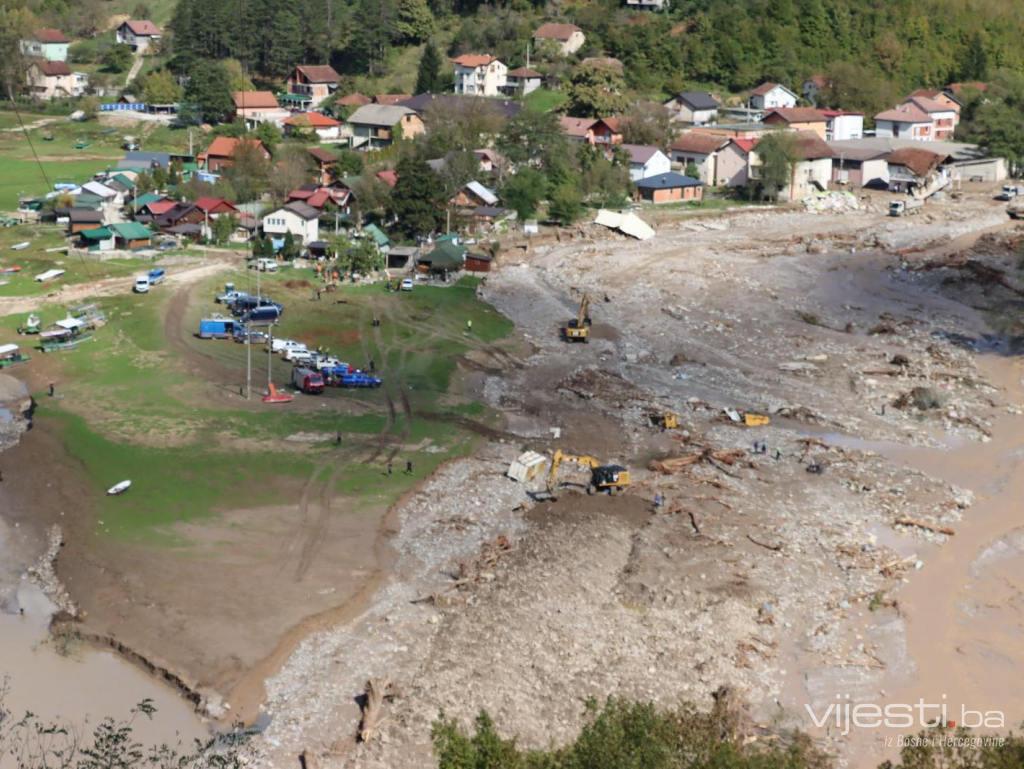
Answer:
[
  {"left": 264, "top": 6, "right": 303, "bottom": 77},
  {"left": 415, "top": 40, "right": 445, "bottom": 94},
  {"left": 183, "top": 60, "right": 235, "bottom": 123},
  {"left": 390, "top": 156, "right": 445, "bottom": 238},
  {"left": 393, "top": 0, "right": 434, "bottom": 44},
  {"left": 959, "top": 33, "right": 989, "bottom": 81}
]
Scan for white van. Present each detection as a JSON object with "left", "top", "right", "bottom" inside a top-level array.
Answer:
[
  {"left": 133, "top": 275, "right": 150, "bottom": 293},
  {"left": 255, "top": 258, "right": 279, "bottom": 272}
]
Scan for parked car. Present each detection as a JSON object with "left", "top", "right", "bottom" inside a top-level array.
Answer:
[
  {"left": 250, "top": 258, "right": 279, "bottom": 272},
  {"left": 133, "top": 275, "right": 150, "bottom": 293},
  {"left": 400, "top": 278, "right": 414, "bottom": 291},
  {"left": 283, "top": 347, "right": 315, "bottom": 363},
  {"left": 272, "top": 339, "right": 307, "bottom": 354}
]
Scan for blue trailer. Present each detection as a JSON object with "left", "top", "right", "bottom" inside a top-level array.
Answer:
[
  {"left": 335, "top": 371, "right": 383, "bottom": 388},
  {"left": 198, "top": 317, "right": 242, "bottom": 339}
]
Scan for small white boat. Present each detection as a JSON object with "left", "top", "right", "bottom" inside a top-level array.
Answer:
[
  {"left": 11, "top": 241, "right": 29, "bottom": 251},
  {"left": 107, "top": 480, "right": 132, "bottom": 496}
]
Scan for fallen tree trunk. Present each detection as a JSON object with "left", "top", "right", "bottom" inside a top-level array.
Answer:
[
  {"left": 649, "top": 448, "right": 747, "bottom": 475},
  {"left": 358, "top": 678, "right": 391, "bottom": 743},
  {"left": 895, "top": 517, "right": 955, "bottom": 536}
]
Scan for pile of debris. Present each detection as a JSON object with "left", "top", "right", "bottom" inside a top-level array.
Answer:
[{"left": 802, "top": 191, "right": 860, "bottom": 214}]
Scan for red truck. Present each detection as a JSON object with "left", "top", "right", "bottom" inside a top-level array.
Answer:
[{"left": 291, "top": 367, "right": 324, "bottom": 394}]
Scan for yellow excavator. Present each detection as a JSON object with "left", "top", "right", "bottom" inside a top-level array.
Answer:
[
  {"left": 561, "top": 293, "right": 592, "bottom": 343},
  {"left": 650, "top": 411, "right": 679, "bottom": 430},
  {"left": 546, "top": 449, "right": 631, "bottom": 497}
]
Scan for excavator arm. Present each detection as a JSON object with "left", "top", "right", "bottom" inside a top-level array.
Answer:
[{"left": 546, "top": 449, "right": 602, "bottom": 495}]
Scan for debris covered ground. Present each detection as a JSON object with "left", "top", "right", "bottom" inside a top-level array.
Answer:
[{"left": 253, "top": 189, "right": 1023, "bottom": 769}]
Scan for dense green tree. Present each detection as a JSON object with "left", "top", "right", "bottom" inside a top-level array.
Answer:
[
  {"left": 0, "top": 5, "right": 31, "bottom": 97},
  {"left": 102, "top": 44, "right": 134, "bottom": 74},
  {"left": 264, "top": 6, "right": 303, "bottom": 78},
  {"left": 619, "top": 101, "right": 673, "bottom": 147},
  {"left": 500, "top": 168, "right": 545, "bottom": 219},
  {"left": 497, "top": 109, "right": 567, "bottom": 169},
  {"left": 958, "top": 33, "right": 989, "bottom": 82},
  {"left": 751, "top": 131, "right": 799, "bottom": 201},
  {"left": 142, "top": 69, "right": 183, "bottom": 105},
  {"left": 566, "top": 62, "right": 628, "bottom": 117},
  {"left": 547, "top": 183, "right": 583, "bottom": 224},
  {"left": 223, "top": 141, "right": 271, "bottom": 202},
  {"left": 183, "top": 60, "right": 235, "bottom": 123},
  {"left": 336, "top": 149, "right": 364, "bottom": 176},
  {"left": 393, "top": 0, "right": 434, "bottom": 43},
  {"left": 390, "top": 156, "right": 445, "bottom": 237},
  {"left": 415, "top": 39, "right": 446, "bottom": 94}
]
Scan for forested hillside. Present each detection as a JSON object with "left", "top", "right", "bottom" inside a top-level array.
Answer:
[{"left": 163, "top": 0, "right": 1022, "bottom": 105}]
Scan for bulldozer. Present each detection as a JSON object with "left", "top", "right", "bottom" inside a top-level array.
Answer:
[
  {"left": 561, "top": 293, "right": 592, "bottom": 343},
  {"left": 546, "top": 449, "right": 630, "bottom": 498},
  {"left": 650, "top": 411, "right": 679, "bottom": 430}
]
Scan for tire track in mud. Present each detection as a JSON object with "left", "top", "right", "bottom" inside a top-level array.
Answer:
[
  {"left": 360, "top": 303, "right": 397, "bottom": 465},
  {"left": 280, "top": 464, "right": 323, "bottom": 569},
  {"left": 294, "top": 465, "right": 341, "bottom": 582}
]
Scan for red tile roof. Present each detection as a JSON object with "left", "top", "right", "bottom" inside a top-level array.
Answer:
[
  {"left": 451, "top": 54, "right": 498, "bottom": 68},
  {"left": 123, "top": 19, "right": 160, "bottom": 36},
  {"left": 284, "top": 111, "right": 341, "bottom": 128},
  {"left": 886, "top": 147, "right": 947, "bottom": 178},
  {"left": 146, "top": 200, "right": 177, "bottom": 215},
  {"left": 670, "top": 133, "right": 728, "bottom": 155},
  {"left": 307, "top": 147, "right": 336, "bottom": 164},
  {"left": 508, "top": 67, "right": 543, "bottom": 78},
  {"left": 376, "top": 170, "right": 398, "bottom": 188},
  {"left": 763, "top": 107, "right": 827, "bottom": 123},
  {"left": 559, "top": 116, "right": 595, "bottom": 137},
  {"left": 194, "top": 197, "right": 238, "bottom": 214},
  {"left": 232, "top": 91, "right": 280, "bottom": 110},
  {"left": 751, "top": 81, "right": 781, "bottom": 96},
  {"left": 904, "top": 96, "right": 956, "bottom": 114},
  {"left": 34, "top": 60, "right": 71, "bottom": 76},
  {"left": 730, "top": 138, "right": 756, "bottom": 154},
  {"left": 373, "top": 93, "right": 412, "bottom": 105},
  {"left": 534, "top": 22, "right": 582, "bottom": 41},
  {"left": 789, "top": 131, "right": 833, "bottom": 160},
  {"left": 33, "top": 28, "right": 69, "bottom": 43},
  {"left": 875, "top": 103, "right": 931, "bottom": 123},
  {"left": 338, "top": 92, "right": 371, "bottom": 106},
  {"left": 293, "top": 64, "right": 339, "bottom": 83},
  {"left": 202, "top": 137, "right": 267, "bottom": 159}
]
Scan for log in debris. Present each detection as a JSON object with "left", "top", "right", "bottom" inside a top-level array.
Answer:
[
  {"left": 649, "top": 448, "right": 747, "bottom": 475},
  {"left": 895, "top": 517, "right": 955, "bottom": 536},
  {"left": 358, "top": 678, "right": 391, "bottom": 743},
  {"left": 746, "top": 534, "right": 783, "bottom": 552}
]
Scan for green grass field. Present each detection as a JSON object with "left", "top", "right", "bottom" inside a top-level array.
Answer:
[{"left": 0, "top": 271, "right": 514, "bottom": 542}]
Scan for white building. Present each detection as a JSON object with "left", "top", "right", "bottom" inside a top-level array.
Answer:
[
  {"left": 262, "top": 201, "right": 320, "bottom": 245},
  {"left": 504, "top": 67, "right": 543, "bottom": 96},
  {"left": 749, "top": 131, "right": 833, "bottom": 201},
  {"left": 624, "top": 0, "right": 669, "bottom": 9},
  {"left": 748, "top": 82, "right": 797, "bottom": 111},
  {"left": 874, "top": 103, "right": 934, "bottom": 141},
  {"left": 452, "top": 54, "right": 508, "bottom": 97},
  {"left": 821, "top": 110, "right": 864, "bottom": 141},
  {"left": 115, "top": 20, "right": 161, "bottom": 52},
  {"left": 532, "top": 22, "right": 585, "bottom": 55},
  {"left": 621, "top": 144, "right": 672, "bottom": 181}
]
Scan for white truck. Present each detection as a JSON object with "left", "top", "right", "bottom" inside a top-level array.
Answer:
[
  {"left": 889, "top": 198, "right": 924, "bottom": 217},
  {"left": 997, "top": 184, "right": 1024, "bottom": 201}
]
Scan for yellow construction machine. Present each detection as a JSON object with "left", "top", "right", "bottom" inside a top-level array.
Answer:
[
  {"left": 561, "top": 293, "right": 592, "bottom": 343},
  {"left": 546, "top": 449, "right": 631, "bottom": 497},
  {"left": 650, "top": 411, "right": 679, "bottom": 430}
]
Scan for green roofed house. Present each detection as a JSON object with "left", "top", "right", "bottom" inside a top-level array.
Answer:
[
  {"left": 362, "top": 223, "right": 390, "bottom": 253},
  {"left": 108, "top": 221, "right": 153, "bottom": 250},
  {"left": 131, "top": 192, "right": 164, "bottom": 208},
  {"left": 107, "top": 174, "right": 136, "bottom": 194},
  {"left": 419, "top": 239, "right": 466, "bottom": 274},
  {"left": 78, "top": 226, "right": 114, "bottom": 252}
]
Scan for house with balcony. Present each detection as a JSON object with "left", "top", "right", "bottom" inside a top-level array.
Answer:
[
  {"left": 20, "top": 29, "right": 69, "bottom": 62},
  {"left": 901, "top": 96, "right": 958, "bottom": 140},
  {"left": 347, "top": 104, "right": 425, "bottom": 150},
  {"left": 286, "top": 64, "right": 340, "bottom": 108},
  {"left": 25, "top": 60, "right": 88, "bottom": 100},
  {"left": 452, "top": 54, "right": 508, "bottom": 97},
  {"left": 115, "top": 20, "right": 161, "bottom": 52}
]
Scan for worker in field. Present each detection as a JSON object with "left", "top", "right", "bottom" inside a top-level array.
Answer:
[
  {"left": 405, "top": 460, "right": 413, "bottom": 474},
  {"left": 466, "top": 319, "right": 473, "bottom": 332}
]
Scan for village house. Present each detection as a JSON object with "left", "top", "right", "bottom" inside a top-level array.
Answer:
[
  {"left": 634, "top": 172, "right": 703, "bottom": 204},
  {"left": 749, "top": 131, "right": 833, "bottom": 201},
  {"left": 802, "top": 74, "right": 828, "bottom": 105},
  {"left": 621, "top": 144, "right": 672, "bottom": 181},
  {"left": 874, "top": 103, "right": 935, "bottom": 141},
  {"left": 78, "top": 226, "right": 115, "bottom": 252},
  {"left": 886, "top": 147, "right": 949, "bottom": 194},
  {"left": 233, "top": 91, "right": 289, "bottom": 127},
  {"left": 715, "top": 138, "right": 755, "bottom": 187},
  {"left": 307, "top": 147, "right": 338, "bottom": 185},
  {"left": 286, "top": 64, "right": 340, "bottom": 107},
  {"left": 624, "top": 0, "right": 669, "bottom": 9},
  {"left": 503, "top": 67, "right": 543, "bottom": 97},
  {"left": 262, "top": 201, "right": 320, "bottom": 245},
  {"left": 906, "top": 89, "right": 962, "bottom": 114},
  {"left": 451, "top": 181, "right": 499, "bottom": 209},
  {"left": 20, "top": 29, "right": 69, "bottom": 61},
  {"left": 663, "top": 91, "right": 719, "bottom": 125},
  {"left": 748, "top": 82, "right": 798, "bottom": 111},
  {"left": 532, "top": 22, "right": 586, "bottom": 55},
  {"left": 398, "top": 93, "right": 522, "bottom": 121},
  {"left": 115, "top": 20, "right": 161, "bottom": 52},
  {"left": 474, "top": 148, "right": 504, "bottom": 174},
  {"left": 198, "top": 137, "right": 270, "bottom": 173},
  {"left": 821, "top": 110, "right": 864, "bottom": 141},
  {"left": 283, "top": 111, "right": 344, "bottom": 141},
  {"left": 452, "top": 54, "right": 508, "bottom": 97},
  {"left": 830, "top": 145, "right": 889, "bottom": 188},
  {"left": 668, "top": 133, "right": 728, "bottom": 184},
  {"left": 81, "top": 179, "right": 123, "bottom": 206},
  {"left": 559, "top": 116, "right": 623, "bottom": 145},
  {"left": 67, "top": 208, "right": 104, "bottom": 234},
  {"left": 376, "top": 169, "right": 398, "bottom": 188},
  {"left": 194, "top": 197, "right": 239, "bottom": 220},
  {"left": 901, "top": 96, "right": 958, "bottom": 140},
  {"left": 347, "top": 104, "right": 425, "bottom": 150},
  {"left": 108, "top": 222, "right": 153, "bottom": 250},
  {"left": 762, "top": 107, "right": 828, "bottom": 139},
  {"left": 25, "top": 60, "right": 87, "bottom": 100}
]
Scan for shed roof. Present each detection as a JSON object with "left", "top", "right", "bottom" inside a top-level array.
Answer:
[
  {"left": 670, "top": 133, "right": 727, "bottom": 155},
  {"left": 534, "top": 22, "right": 582, "bottom": 41},
  {"left": 284, "top": 111, "right": 341, "bottom": 128},
  {"left": 347, "top": 104, "right": 416, "bottom": 127},
  {"left": 33, "top": 60, "right": 71, "bottom": 76},
  {"left": 293, "top": 64, "right": 339, "bottom": 83},
  {"left": 635, "top": 172, "right": 702, "bottom": 190},
  {"left": 886, "top": 147, "right": 948, "bottom": 177},
  {"left": 465, "top": 181, "right": 498, "bottom": 206},
  {"left": 122, "top": 19, "right": 160, "bottom": 35},
  {"left": 875, "top": 103, "right": 931, "bottom": 123},
  {"left": 32, "top": 28, "right": 69, "bottom": 43},
  {"left": 621, "top": 144, "right": 664, "bottom": 164},
  {"left": 363, "top": 223, "right": 390, "bottom": 246},
  {"left": 232, "top": 91, "right": 280, "bottom": 110},
  {"left": 108, "top": 221, "right": 153, "bottom": 240},
  {"left": 281, "top": 201, "right": 320, "bottom": 220},
  {"left": 424, "top": 240, "right": 466, "bottom": 269},
  {"left": 338, "top": 92, "right": 371, "bottom": 106},
  {"left": 671, "top": 91, "right": 719, "bottom": 110},
  {"left": 764, "top": 107, "right": 827, "bottom": 123},
  {"left": 451, "top": 54, "right": 499, "bottom": 68}
]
